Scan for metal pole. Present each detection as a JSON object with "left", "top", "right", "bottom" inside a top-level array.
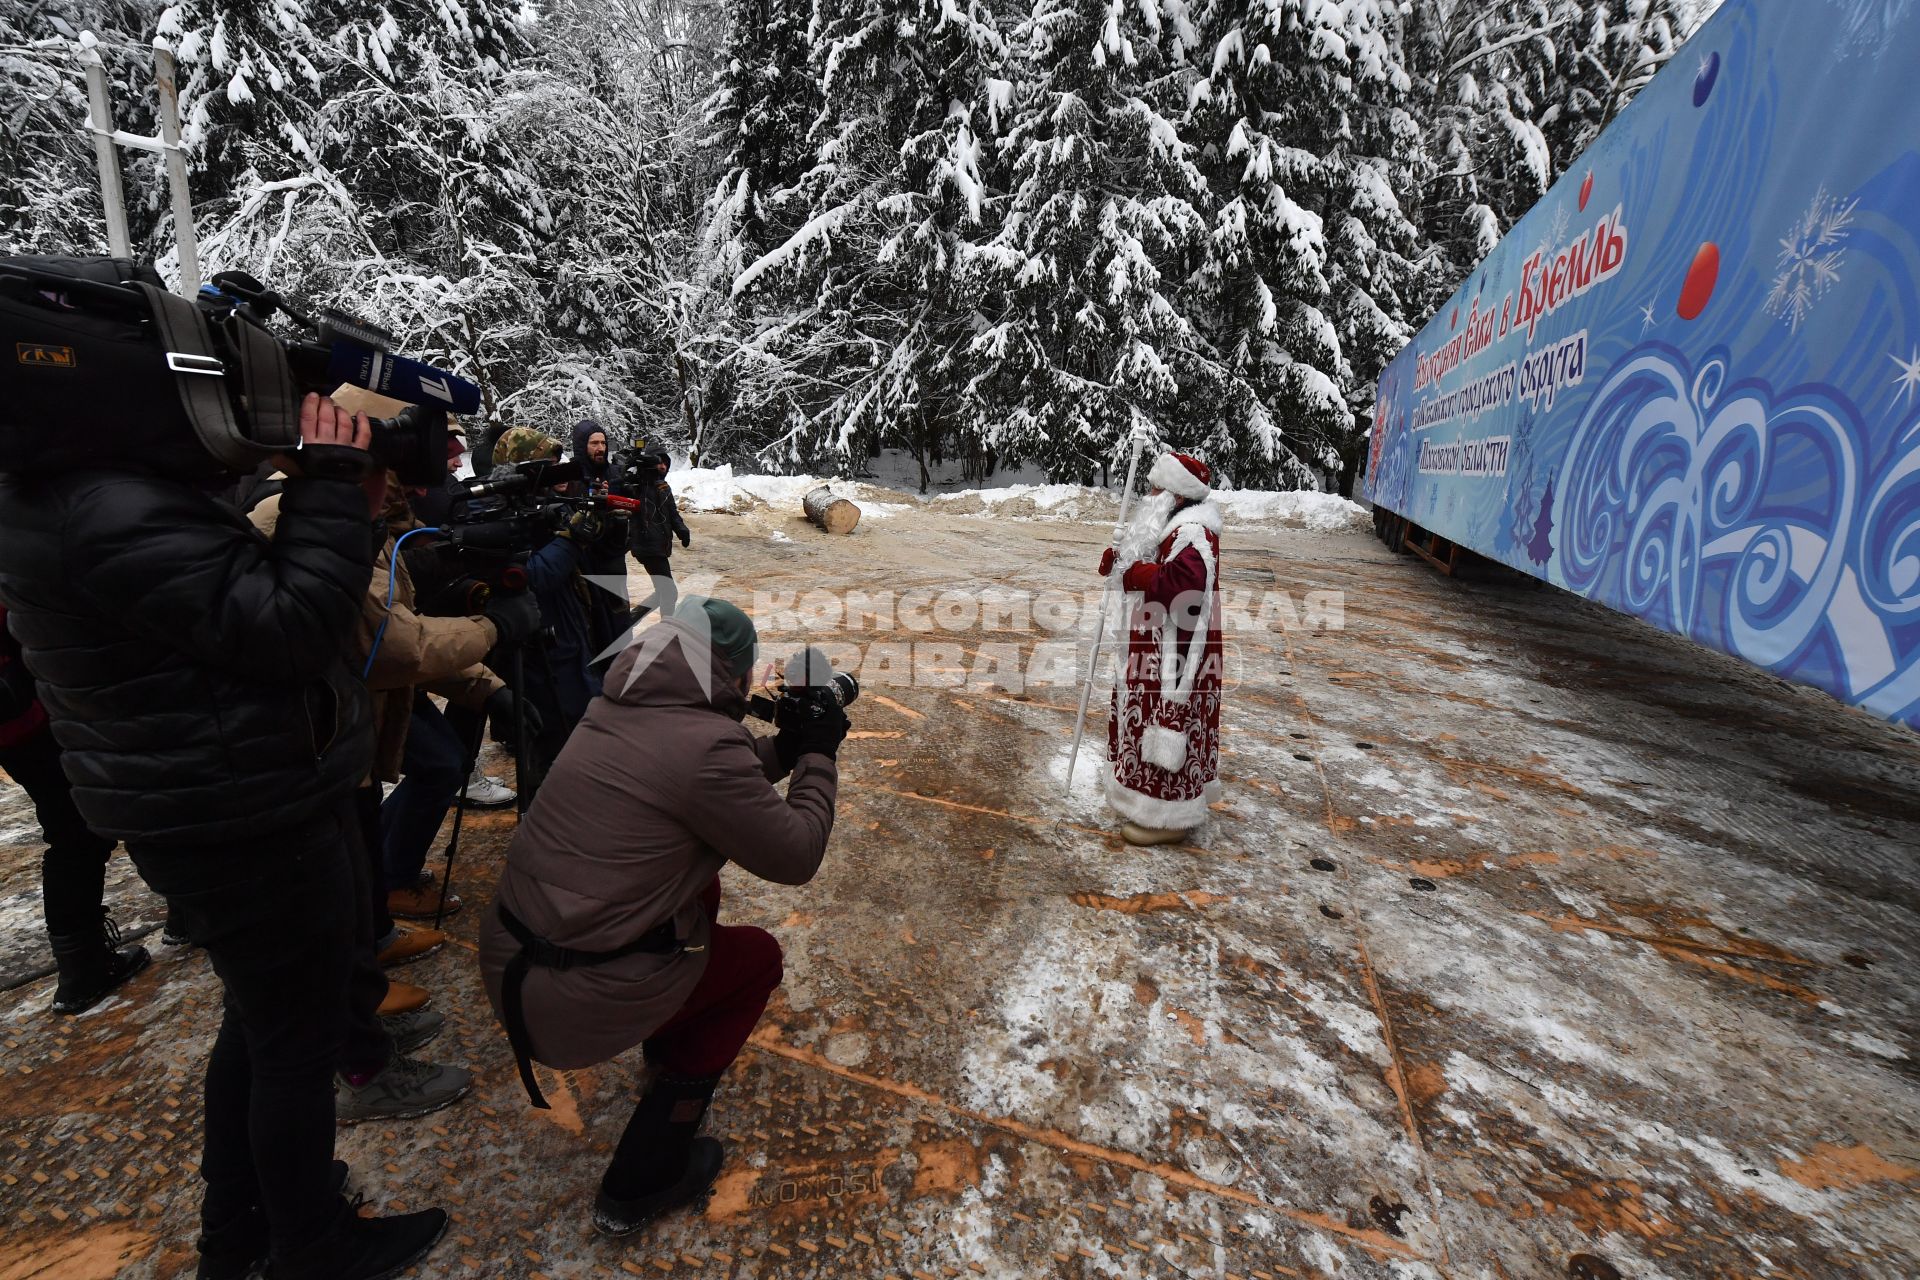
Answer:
[
  {"left": 79, "top": 43, "right": 132, "bottom": 260},
  {"left": 1065, "top": 424, "right": 1150, "bottom": 793},
  {"left": 153, "top": 46, "right": 200, "bottom": 291}
]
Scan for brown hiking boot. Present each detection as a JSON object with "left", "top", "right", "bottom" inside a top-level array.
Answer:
[
  {"left": 377, "top": 979, "right": 430, "bottom": 1017},
  {"left": 387, "top": 885, "right": 462, "bottom": 920},
  {"left": 377, "top": 925, "right": 447, "bottom": 967}
]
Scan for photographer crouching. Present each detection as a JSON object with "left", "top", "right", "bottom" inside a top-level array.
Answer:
[{"left": 478, "top": 596, "right": 849, "bottom": 1235}]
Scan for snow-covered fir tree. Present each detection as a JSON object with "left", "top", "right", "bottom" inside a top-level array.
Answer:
[
  {"left": 967, "top": 0, "right": 1243, "bottom": 484},
  {"left": 1186, "top": 0, "right": 1431, "bottom": 488},
  {"left": 701, "top": 0, "right": 818, "bottom": 281},
  {"left": 1407, "top": 0, "right": 1686, "bottom": 286},
  {"left": 726, "top": 0, "right": 1010, "bottom": 489}
]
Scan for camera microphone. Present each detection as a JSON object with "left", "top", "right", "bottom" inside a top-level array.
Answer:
[
  {"left": 458, "top": 459, "right": 583, "bottom": 501},
  {"left": 322, "top": 340, "right": 482, "bottom": 416}
]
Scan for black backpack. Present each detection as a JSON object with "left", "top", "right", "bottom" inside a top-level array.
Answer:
[{"left": 0, "top": 256, "right": 200, "bottom": 475}]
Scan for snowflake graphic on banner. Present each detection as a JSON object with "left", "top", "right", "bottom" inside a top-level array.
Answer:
[
  {"left": 1542, "top": 204, "right": 1571, "bottom": 256},
  {"left": 1766, "top": 186, "right": 1859, "bottom": 332}
]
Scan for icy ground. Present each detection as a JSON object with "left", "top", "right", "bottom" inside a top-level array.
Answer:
[{"left": 2, "top": 503, "right": 1916, "bottom": 1280}]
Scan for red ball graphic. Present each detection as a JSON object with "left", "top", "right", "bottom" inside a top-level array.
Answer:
[
  {"left": 1578, "top": 170, "right": 1593, "bottom": 211},
  {"left": 1677, "top": 242, "right": 1720, "bottom": 320}
]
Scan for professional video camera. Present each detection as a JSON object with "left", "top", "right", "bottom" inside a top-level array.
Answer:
[
  {"left": 0, "top": 255, "right": 478, "bottom": 483},
  {"left": 411, "top": 454, "right": 635, "bottom": 615},
  {"left": 748, "top": 646, "right": 860, "bottom": 727}
]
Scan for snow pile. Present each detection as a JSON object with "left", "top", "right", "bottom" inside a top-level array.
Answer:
[
  {"left": 1211, "top": 489, "right": 1370, "bottom": 533},
  {"left": 672, "top": 465, "right": 1366, "bottom": 534},
  {"left": 672, "top": 465, "right": 911, "bottom": 520},
  {"left": 930, "top": 484, "right": 1120, "bottom": 522},
  {"left": 936, "top": 482, "right": 1368, "bottom": 533}
]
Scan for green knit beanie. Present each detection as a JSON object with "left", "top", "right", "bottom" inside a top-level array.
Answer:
[{"left": 675, "top": 595, "right": 758, "bottom": 682}]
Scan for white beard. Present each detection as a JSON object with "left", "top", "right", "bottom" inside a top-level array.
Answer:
[{"left": 1115, "top": 490, "right": 1178, "bottom": 567}]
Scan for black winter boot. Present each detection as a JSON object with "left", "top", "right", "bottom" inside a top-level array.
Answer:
[
  {"left": 49, "top": 913, "right": 150, "bottom": 1015},
  {"left": 593, "top": 1072, "right": 725, "bottom": 1236},
  {"left": 269, "top": 1197, "right": 447, "bottom": 1280},
  {"left": 196, "top": 1161, "right": 351, "bottom": 1280}
]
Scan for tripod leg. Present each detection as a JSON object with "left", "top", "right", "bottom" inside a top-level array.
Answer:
[
  {"left": 433, "top": 710, "right": 485, "bottom": 932},
  {"left": 512, "top": 648, "right": 532, "bottom": 817}
]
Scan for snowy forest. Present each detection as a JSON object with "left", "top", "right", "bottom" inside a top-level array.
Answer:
[{"left": 1, "top": 0, "right": 1716, "bottom": 492}]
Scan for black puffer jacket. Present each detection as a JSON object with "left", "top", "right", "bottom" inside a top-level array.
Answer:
[{"left": 0, "top": 469, "right": 376, "bottom": 846}]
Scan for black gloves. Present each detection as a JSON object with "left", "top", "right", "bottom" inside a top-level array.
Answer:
[
  {"left": 775, "top": 705, "right": 851, "bottom": 770},
  {"left": 483, "top": 591, "right": 541, "bottom": 647},
  {"left": 678, "top": 528, "right": 691, "bottom": 549},
  {"left": 485, "top": 686, "right": 545, "bottom": 743},
  {"left": 562, "top": 507, "right": 605, "bottom": 543}
]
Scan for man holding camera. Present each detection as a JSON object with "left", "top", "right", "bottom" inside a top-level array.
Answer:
[
  {"left": 569, "top": 419, "right": 634, "bottom": 666},
  {"left": 0, "top": 391, "right": 449, "bottom": 1278},
  {"left": 615, "top": 442, "right": 691, "bottom": 618},
  {"left": 478, "top": 596, "right": 848, "bottom": 1235},
  {"left": 489, "top": 427, "right": 607, "bottom": 775}
]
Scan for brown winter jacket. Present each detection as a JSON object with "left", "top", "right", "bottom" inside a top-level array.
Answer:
[
  {"left": 477, "top": 616, "right": 837, "bottom": 1072},
  {"left": 250, "top": 490, "right": 502, "bottom": 783}
]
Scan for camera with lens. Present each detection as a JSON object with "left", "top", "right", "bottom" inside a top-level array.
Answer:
[
  {"left": 748, "top": 647, "right": 860, "bottom": 727},
  {"left": 0, "top": 255, "right": 477, "bottom": 484},
  {"left": 409, "top": 455, "right": 590, "bottom": 608}
]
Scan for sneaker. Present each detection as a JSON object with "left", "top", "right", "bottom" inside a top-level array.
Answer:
[
  {"left": 375, "top": 924, "right": 446, "bottom": 967},
  {"left": 457, "top": 767, "right": 515, "bottom": 810},
  {"left": 379, "top": 1008, "right": 445, "bottom": 1057},
  {"left": 269, "top": 1199, "right": 448, "bottom": 1280},
  {"left": 336, "top": 1054, "right": 472, "bottom": 1125},
  {"left": 375, "top": 980, "right": 430, "bottom": 1018},
  {"left": 386, "top": 885, "right": 462, "bottom": 921}
]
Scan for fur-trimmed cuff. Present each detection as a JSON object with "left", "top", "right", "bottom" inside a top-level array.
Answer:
[
  {"left": 1141, "top": 724, "right": 1188, "bottom": 772},
  {"left": 1104, "top": 771, "right": 1212, "bottom": 830},
  {"left": 1148, "top": 453, "right": 1210, "bottom": 501}
]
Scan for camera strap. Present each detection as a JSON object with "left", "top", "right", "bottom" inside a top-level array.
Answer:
[{"left": 495, "top": 903, "right": 685, "bottom": 1109}]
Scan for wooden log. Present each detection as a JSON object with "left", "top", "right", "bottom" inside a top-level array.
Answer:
[{"left": 803, "top": 486, "right": 861, "bottom": 535}]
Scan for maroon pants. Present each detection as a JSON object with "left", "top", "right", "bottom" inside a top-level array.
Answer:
[{"left": 644, "top": 877, "right": 783, "bottom": 1077}]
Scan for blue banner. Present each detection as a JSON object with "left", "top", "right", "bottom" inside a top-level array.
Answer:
[{"left": 1364, "top": 0, "right": 1920, "bottom": 731}]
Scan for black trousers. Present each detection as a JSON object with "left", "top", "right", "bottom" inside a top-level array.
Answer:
[
  {"left": 343, "top": 787, "right": 395, "bottom": 1073},
  {"left": 634, "top": 554, "right": 677, "bottom": 618},
  {"left": 0, "top": 726, "right": 117, "bottom": 937},
  {"left": 127, "top": 799, "right": 387, "bottom": 1251},
  {"left": 378, "top": 699, "right": 464, "bottom": 894}
]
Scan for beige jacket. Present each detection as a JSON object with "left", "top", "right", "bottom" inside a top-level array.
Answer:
[{"left": 250, "top": 490, "right": 502, "bottom": 783}]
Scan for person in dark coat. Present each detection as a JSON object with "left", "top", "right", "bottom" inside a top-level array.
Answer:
[
  {"left": 479, "top": 596, "right": 846, "bottom": 1237},
  {"left": 0, "top": 393, "right": 449, "bottom": 1280},
  {"left": 0, "top": 604, "right": 149, "bottom": 1014},
  {"left": 569, "top": 419, "right": 632, "bottom": 665},
  {"left": 489, "top": 428, "right": 603, "bottom": 785},
  {"left": 571, "top": 419, "right": 612, "bottom": 492},
  {"left": 614, "top": 444, "right": 690, "bottom": 618}
]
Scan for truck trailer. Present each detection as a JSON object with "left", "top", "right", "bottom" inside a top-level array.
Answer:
[{"left": 1361, "top": 0, "right": 1920, "bottom": 734}]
